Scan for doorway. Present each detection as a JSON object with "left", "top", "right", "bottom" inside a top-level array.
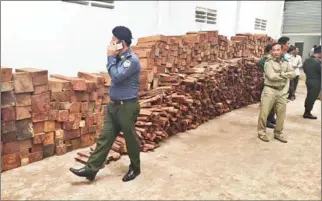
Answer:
[{"left": 294, "top": 42, "right": 304, "bottom": 57}]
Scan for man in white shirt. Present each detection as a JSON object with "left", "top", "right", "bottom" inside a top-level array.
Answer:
[
  {"left": 309, "top": 45, "right": 317, "bottom": 57},
  {"left": 288, "top": 47, "right": 303, "bottom": 100}
]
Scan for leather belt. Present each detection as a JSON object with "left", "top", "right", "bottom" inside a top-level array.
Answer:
[
  {"left": 264, "top": 84, "right": 284, "bottom": 91},
  {"left": 110, "top": 98, "right": 137, "bottom": 105}
]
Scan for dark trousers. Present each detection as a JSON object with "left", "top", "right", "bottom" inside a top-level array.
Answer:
[
  {"left": 289, "top": 76, "right": 300, "bottom": 98},
  {"left": 304, "top": 80, "right": 321, "bottom": 113},
  {"left": 85, "top": 100, "right": 141, "bottom": 172},
  {"left": 260, "top": 83, "right": 275, "bottom": 123}
]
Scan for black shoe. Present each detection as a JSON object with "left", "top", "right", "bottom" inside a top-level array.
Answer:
[
  {"left": 69, "top": 167, "right": 97, "bottom": 181},
  {"left": 122, "top": 167, "right": 140, "bottom": 182},
  {"left": 266, "top": 122, "right": 275, "bottom": 129},
  {"left": 303, "top": 113, "right": 317, "bottom": 119}
]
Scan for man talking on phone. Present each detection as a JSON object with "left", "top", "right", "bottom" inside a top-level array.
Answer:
[{"left": 70, "top": 26, "right": 141, "bottom": 182}]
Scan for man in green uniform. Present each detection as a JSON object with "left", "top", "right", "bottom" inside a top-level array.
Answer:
[
  {"left": 257, "top": 43, "right": 296, "bottom": 143},
  {"left": 257, "top": 44, "right": 276, "bottom": 128},
  {"left": 303, "top": 45, "right": 321, "bottom": 119},
  {"left": 70, "top": 26, "right": 142, "bottom": 182}
]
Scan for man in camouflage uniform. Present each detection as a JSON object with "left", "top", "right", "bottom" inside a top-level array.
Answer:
[{"left": 257, "top": 43, "right": 296, "bottom": 143}]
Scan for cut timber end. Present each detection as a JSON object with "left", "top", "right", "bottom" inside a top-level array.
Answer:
[
  {"left": 15, "top": 68, "right": 48, "bottom": 86},
  {"left": 1, "top": 82, "right": 14, "bottom": 92},
  {"left": 1, "top": 67, "right": 13, "bottom": 82},
  {"left": 49, "top": 77, "right": 72, "bottom": 92},
  {"left": 50, "top": 74, "right": 86, "bottom": 91},
  {"left": 13, "top": 72, "right": 34, "bottom": 93}
]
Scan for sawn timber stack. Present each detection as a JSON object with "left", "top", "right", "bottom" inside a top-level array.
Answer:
[
  {"left": 1, "top": 31, "right": 269, "bottom": 171},
  {"left": 74, "top": 58, "right": 263, "bottom": 165},
  {"left": 133, "top": 31, "right": 273, "bottom": 92}
]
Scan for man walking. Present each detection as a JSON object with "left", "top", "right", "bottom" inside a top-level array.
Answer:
[
  {"left": 303, "top": 46, "right": 321, "bottom": 119},
  {"left": 288, "top": 47, "right": 303, "bottom": 100},
  {"left": 257, "top": 43, "right": 296, "bottom": 143},
  {"left": 257, "top": 44, "right": 276, "bottom": 128},
  {"left": 70, "top": 26, "right": 142, "bottom": 182}
]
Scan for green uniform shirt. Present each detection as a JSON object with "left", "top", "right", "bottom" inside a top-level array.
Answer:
[
  {"left": 258, "top": 54, "right": 288, "bottom": 72},
  {"left": 257, "top": 54, "right": 271, "bottom": 72},
  {"left": 263, "top": 57, "right": 296, "bottom": 92},
  {"left": 303, "top": 56, "right": 321, "bottom": 81}
]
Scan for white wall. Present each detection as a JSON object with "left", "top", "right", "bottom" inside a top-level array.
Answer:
[
  {"left": 236, "top": 1, "right": 284, "bottom": 39},
  {"left": 1, "top": 1, "right": 284, "bottom": 76},
  {"left": 1, "top": 1, "right": 158, "bottom": 76},
  {"left": 156, "top": 1, "right": 238, "bottom": 38},
  {"left": 158, "top": 1, "right": 284, "bottom": 39}
]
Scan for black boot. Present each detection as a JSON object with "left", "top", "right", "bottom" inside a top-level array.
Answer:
[
  {"left": 303, "top": 112, "right": 317, "bottom": 119},
  {"left": 69, "top": 167, "right": 97, "bottom": 181},
  {"left": 122, "top": 166, "right": 140, "bottom": 182}
]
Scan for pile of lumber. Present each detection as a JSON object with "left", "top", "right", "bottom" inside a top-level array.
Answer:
[
  {"left": 1, "top": 67, "right": 55, "bottom": 171},
  {"left": 133, "top": 32, "right": 274, "bottom": 91},
  {"left": 75, "top": 58, "right": 263, "bottom": 165},
  {"left": 1, "top": 68, "right": 112, "bottom": 172},
  {"left": 1, "top": 32, "right": 270, "bottom": 172}
]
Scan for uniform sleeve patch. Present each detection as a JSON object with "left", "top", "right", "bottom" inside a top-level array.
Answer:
[{"left": 123, "top": 60, "right": 131, "bottom": 68}]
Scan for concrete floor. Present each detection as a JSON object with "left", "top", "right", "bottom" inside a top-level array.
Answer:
[{"left": 1, "top": 81, "right": 321, "bottom": 200}]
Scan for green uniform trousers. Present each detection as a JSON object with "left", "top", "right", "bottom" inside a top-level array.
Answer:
[
  {"left": 258, "top": 86, "right": 288, "bottom": 137},
  {"left": 304, "top": 80, "right": 321, "bottom": 113},
  {"left": 85, "top": 99, "right": 140, "bottom": 172}
]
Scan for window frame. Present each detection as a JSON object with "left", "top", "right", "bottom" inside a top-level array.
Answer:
[
  {"left": 254, "top": 18, "right": 267, "bottom": 31},
  {"left": 195, "top": 6, "right": 217, "bottom": 25},
  {"left": 61, "top": 0, "right": 115, "bottom": 9}
]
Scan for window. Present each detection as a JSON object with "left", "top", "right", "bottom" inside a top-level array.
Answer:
[
  {"left": 195, "top": 7, "right": 217, "bottom": 25},
  {"left": 61, "top": 0, "right": 115, "bottom": 9},
  {"left": 254, "top": 18, "right": 267, "bottom": 31}
]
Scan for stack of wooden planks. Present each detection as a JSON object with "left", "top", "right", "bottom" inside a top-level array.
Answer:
[
  {"left": 133, "top": 31, "right": 274, "bottom": 92},
  {"left": 1, "top": 67, "right": 55, "bottom": 171},
  {"left": 1, "top": 68, "right": 113, "bottom": 171},
  {"left": 74, "top": 57, "right": 263, "bottom": 165},
  {"left": 1, "top": 32, "right": 270, "bottom": 172}
]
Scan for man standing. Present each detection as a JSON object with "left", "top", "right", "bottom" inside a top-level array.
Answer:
[
  {"left": 303, "top": 45, "right": 321, "bottom": 119},
  {"left": 310, "top": 45, "right": 317, "bottom": 57},
  {"left": 278, "top": 37, "right": 291, "bottom": 61},
  {"left": 70, "top": 26, "right": 142, "bottom": 182},
  {"left": 257, "top": 44, "right": 276, "bottom": 128},
  {"left": 278, "top": 37, "right": 295, "bottom": 101},
  {"left": 257, "top": 43, "right": 296, "bottom": 143},
  {"left": 288, "top": 47, "right": 303, "bottom": 100}
]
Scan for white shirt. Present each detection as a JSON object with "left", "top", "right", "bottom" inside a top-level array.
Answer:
[
  {"left": 289, "top": 55, "right": 303, "bottom": 76},
  {"left": 310, "top": 48, "right": 315, "bottom": 56}
]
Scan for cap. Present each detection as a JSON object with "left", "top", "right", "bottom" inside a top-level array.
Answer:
[{"left": 112, "top": 26, "right": 133, "bottom": 46}]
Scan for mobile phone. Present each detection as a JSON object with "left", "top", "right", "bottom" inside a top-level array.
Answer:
[{"left": 116, "top": 42, "right": 123, "bottom": 50}]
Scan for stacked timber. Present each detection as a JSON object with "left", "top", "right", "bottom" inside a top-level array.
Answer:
[
  {"left": 75, "top": 58, "right": 263, "bottom": 165},
  {"left": 132, "top": 31, "right": 274, "bottom": 92},
  {"left": 1, "top": 32, "right": 270, "bottom": 172},
  {"left": 0, "top": 68, "right": 111, "bottom": 171}
]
